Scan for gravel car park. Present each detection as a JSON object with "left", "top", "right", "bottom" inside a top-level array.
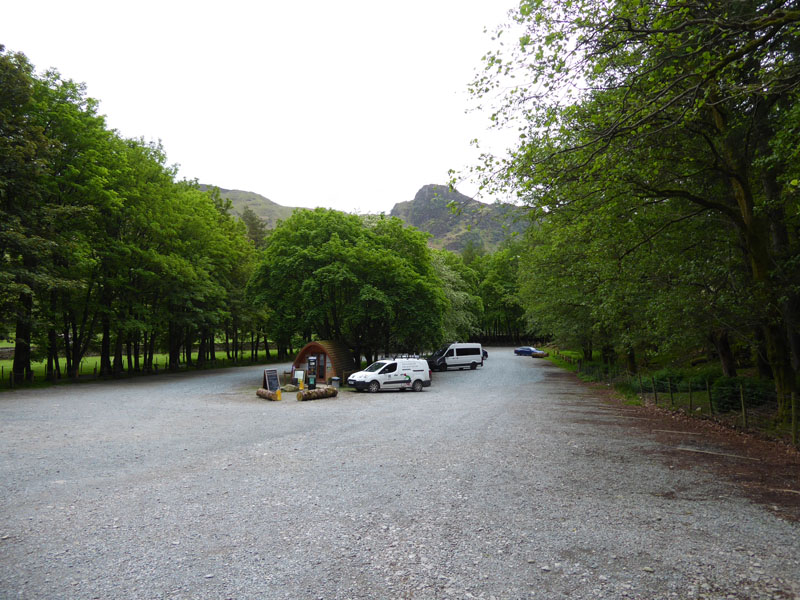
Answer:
[{"left": 0, "top": 347, "right": 797, "bottom": 598}]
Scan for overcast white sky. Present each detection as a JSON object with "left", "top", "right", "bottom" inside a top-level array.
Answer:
[{"left": 4, "top": 1, "right": 518, "bottom": 214}]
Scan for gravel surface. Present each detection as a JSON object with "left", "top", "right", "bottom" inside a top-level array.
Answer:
[{"left": 1, "top": 349, "right": 798, "bottom": 599}]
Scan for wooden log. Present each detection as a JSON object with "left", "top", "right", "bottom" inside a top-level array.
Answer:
[
  {"left": 256, "top": 388, "right": 281, "bottom": 401},
  {"left": 296, "top": 386, "right": 338, "bottom": 401}
]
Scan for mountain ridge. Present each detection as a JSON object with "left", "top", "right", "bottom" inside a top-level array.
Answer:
[{"left": 201, "top": 183, "right": 525, "bottom": 252}]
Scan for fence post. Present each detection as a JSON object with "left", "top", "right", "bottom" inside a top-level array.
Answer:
[
  {"left": 707, "top": 379, "right": 713, "bottom": 415},
  {"left": 668, "top": 378, "right": 674, "bottom": 408},
  {"left": 637, "top": 373, "right": 643, "bottom": 396},
  {"left": 652, "top": 377, "right": 658, "bottom": 405},
  {"left": 740, "top": 383, "right": 747, "bottom": 429},
  {"left": 688, "top": 381, "right": 693, "bottom": 413}
]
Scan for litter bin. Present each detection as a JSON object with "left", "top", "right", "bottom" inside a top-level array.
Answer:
[{"left": 331, "top": 377, "right": 340, "bottom": 390}]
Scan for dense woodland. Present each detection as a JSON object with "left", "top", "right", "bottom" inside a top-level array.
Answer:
[
  {"left": 0, "top": 45, "right": 525, "bottom": 382},
  {"left": 464, "top": 0, "right": 799, "bottom": 419},
  {"left": 1, "top": 0, "right": 798, "bottom": 429}
]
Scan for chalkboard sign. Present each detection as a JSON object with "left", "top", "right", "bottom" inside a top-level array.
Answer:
[{"left": 262, "top": 369, "right": 280, "bottom": 392}]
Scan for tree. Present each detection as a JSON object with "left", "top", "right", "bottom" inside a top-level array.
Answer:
[
  {"left": 470, "top": 0, "right": 800, "bottom": 404},
  {"left": 0, "top": 47, "right": 51, "bottom": 380},
  {"left": 247, "top": 209, "right": 446, "bottom": 363},
  {"left": 477, "top": 242, "right": 530, "bottom": 343},
  {"left": 431, "top": 250, "right": 484, "bottom": 342},
  {"left": 0, "top": 47, "right": 261, "bottom": 383},
  {"left": 240, "top": 205, "right": 268, "bottom": 249},
  {"left": 1, "top": 50, "right": 116, "bottom": 381}
]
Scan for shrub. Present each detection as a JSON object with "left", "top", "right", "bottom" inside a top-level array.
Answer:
[
  {"left": 711, "top": 376, "right": 775, "bottom": 413},
  {"left": 685, "top": 365, "right": 724, "bottom": 391},
  {"left": 651, "top": 368, "right": 685, "bottom": 392}
]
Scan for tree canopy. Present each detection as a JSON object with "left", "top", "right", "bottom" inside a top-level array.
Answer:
[
  {"left": 1, "top": 46, "right": 258, "bottom": 380},
  {"left": 468, "top": 1, "right": 799, "bottom": 400},
  {"left": 246, "top": 209, "right": 447, "bottom": 363}
]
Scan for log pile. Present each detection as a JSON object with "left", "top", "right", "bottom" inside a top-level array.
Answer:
[
  {"left": 256, "top": 388, "right": 281, "bottom": 401},
  {"left": 296, "top": 386, "right": 338, "bottom": 401}
]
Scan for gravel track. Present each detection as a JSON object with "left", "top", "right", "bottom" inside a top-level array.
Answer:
[{"left": 0, "top": 349, "right": 798, "bottom": 599}]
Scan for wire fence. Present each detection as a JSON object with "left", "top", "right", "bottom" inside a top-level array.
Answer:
[{"left": 550, "top": 351, "right": 799, "bottom": 446}]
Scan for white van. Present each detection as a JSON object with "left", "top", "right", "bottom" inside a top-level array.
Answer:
[
  {"left": 427, "top": 342, "right": 484, "bottom": 371},
  {"left": 347, "top": 358, "right": 432, "bottom": 393}
]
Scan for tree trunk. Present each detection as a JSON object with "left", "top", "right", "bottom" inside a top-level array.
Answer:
[
  {"left": 753, "top": 97, "right": 800, "bottom": 375},
  {"left": 626, "top": 347, "right": 637, "bottom": 374},
  {"left": 197, "top": 329, "right": 207, "bottom": 368},
  {"left": 62, "top": 317, "right": 73, "bottom": 378},
  {"left": 710, "top": 329, "right": 737, "bottom": 377},
  {"left": 712, "top": 102, "right": 797, "bottom": 405},
  {"left": 46, "top": 326, "right": 59, "bottom": 381},
  {"left": 126, "top": 338, "right": 134, "bottom": 374},
  {"left": 100, "top": 313, "right": 112, "bottom": 377},
  {"left": 112, "top": 331, "right": 124, "bottom": 377},
  {"left": 581, "top": 337, "right": 593, "bottom": 362},
  {"left": 184, "top": 327, "right": 194, "bottom": 367},
  {"left": 601, "top": 344, "right": 616, "bottom": 368},
  {"left": 12, "top": 289, "right": 33, "bottom": 382},
  {"left": 754, "top": 328, "right": 772, "bottom": 379},
  {"left": 168, "top": 320, "right": 181, "bottom": 371}
]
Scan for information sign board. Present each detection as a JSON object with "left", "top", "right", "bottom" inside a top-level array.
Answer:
[{"left": 263, "top": 368, "right": 280, "bottom": 391}]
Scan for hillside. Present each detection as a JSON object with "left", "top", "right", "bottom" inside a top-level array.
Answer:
[
  {"left": 390, "top": 184, "right": 526, "bottom": 252},
  {"left": 199, "top": 183, "right": 525, "bottom": 252},
  {"left": 198, "top": 185, "right": 297, "bottom": 228}
]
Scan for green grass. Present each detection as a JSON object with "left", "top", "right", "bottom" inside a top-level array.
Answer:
[{"left": 0, "top": 349, "right": 281, "bottom": 390}]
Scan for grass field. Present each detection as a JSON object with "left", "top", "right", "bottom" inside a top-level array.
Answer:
[{"left": 0, "top": 349, "right": 279, "bottom": 389}]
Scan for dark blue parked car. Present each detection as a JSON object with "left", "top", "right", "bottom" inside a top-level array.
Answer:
[{"left": 514, "top": 346, "right": 549, "bottom": 358}]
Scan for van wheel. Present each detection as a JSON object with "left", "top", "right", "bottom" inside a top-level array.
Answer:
[
  {"left": 470, "top": 362, "right": 478, "bottom": 370},
  {"left": 412, "top": 379, "right": 423, "bottom": 392},
  {"left": 440, "top": 362, "right": 447, "bottom": 371},
  {"left": 368, "top": 380, "right": 380, "bottom": 393}
]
